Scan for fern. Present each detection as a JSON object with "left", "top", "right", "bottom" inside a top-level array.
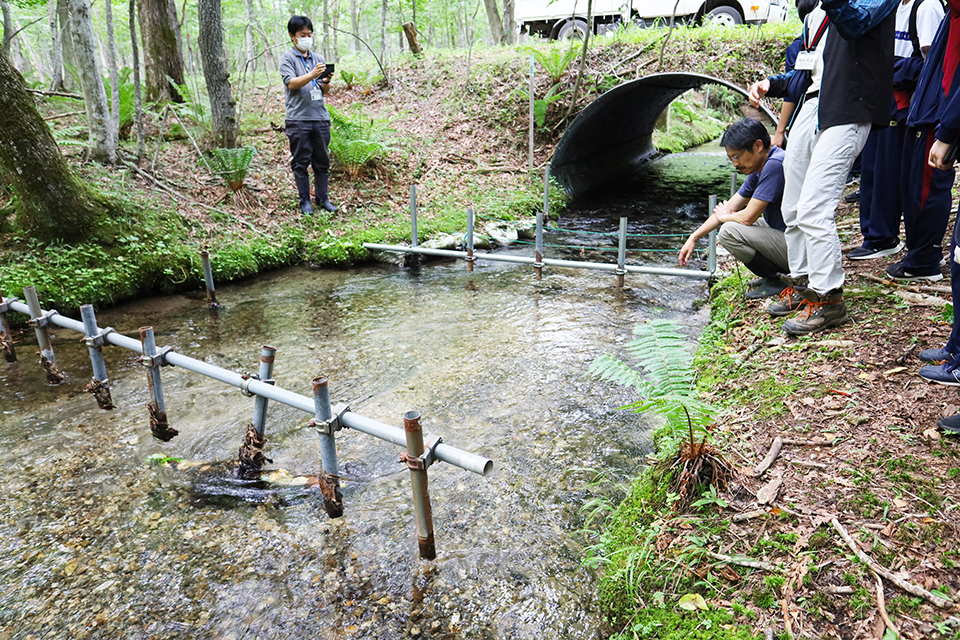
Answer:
[
  {"left": 526, "top": 44, "right": 579, "bottom": 84},
  {"left": 327, "top": 104, "right": 398, "bottom": 178},
  {"left": 208, "top": 146, "right": 256, "bottom": 191}
]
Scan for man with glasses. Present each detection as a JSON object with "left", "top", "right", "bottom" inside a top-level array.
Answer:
[{"left": 678, "top": 118, "right": 788, "bottom": 299}]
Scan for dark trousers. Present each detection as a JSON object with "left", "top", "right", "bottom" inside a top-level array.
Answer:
[
  {"left": 946, "top": 215, "right": 960, "bottom": 354},
  {"left": 859, "top": 121, "right": 906, "bottom": 248},
  {"left": 286, "top": 119, "right": 331, "bottom": 181},
  {"left": 901, "top": 125, "right": 955, "bottom": 269}
]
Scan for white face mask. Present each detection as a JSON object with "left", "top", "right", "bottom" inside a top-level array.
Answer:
[{"left": 295, "top": 36, "right": 313, "bottom": 52}]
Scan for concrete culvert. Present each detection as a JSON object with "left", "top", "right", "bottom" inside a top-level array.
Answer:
[{"left": 550, "top": 72, "right": 777, "bottom": 197}]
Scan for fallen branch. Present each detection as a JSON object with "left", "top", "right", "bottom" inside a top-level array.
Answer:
[
  {"left": 753, "top": 436, "right": 782, "bottom": 476},
  {"left": 43, "top": 110, "right": 84, "bottom": 121},
  {"left": 859, "top": 272, "right": 952, "bottom": 294},
  {"left": 873, "top": 571, "right": 899, "bottom": 637},
  {"left": 703, "top": 550, "right": 779, "bottom": 572},
  {"left": 897, "top": 344, "right": 918, "bottom": 365},
  {"left": 26, "top": 88, "right": 83, "bottom": 100},
  {"left": 821, "top": 585, "right": 855, "bottom": 595},
  {"left": 781, "top": 438, "right": 837, "bottom": 447},
  {"left": 830, "top": 517, "right": 959, "bottom": 611}
]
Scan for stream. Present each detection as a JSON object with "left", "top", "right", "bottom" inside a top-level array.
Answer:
[{"left": 0, "top": 149, "right": 735, "bottom": 640}]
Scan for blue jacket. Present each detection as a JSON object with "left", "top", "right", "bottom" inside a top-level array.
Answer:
[{"left": 907, "top": 12, "right": 960, "bottom": 143}]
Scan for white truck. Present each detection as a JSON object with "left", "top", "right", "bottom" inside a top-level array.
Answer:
[{"left": 515, "top": 0, "right": 788, "bottom": 39}]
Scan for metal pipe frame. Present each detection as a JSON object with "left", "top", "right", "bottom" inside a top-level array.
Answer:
[
  {"left": 410, "top": 184, "right": 418, "bottom": 248},
  {"left": 403, "top": 410, "right": 436, "bottom": 560},
  {"left": 466, "top": 208, "right": 475, "bottom": 272},
  {"left": 251, "top": 346, "right": 276, "bottom": 436},
  {"left": 200, "top": 250, "right": 217, "bottom": 305},
  {"left": 312, "top": 376, "right": 339, "bottom": 477},
  {"left": 534, "top": 211, "right": 544, "bottom": 280},
  {"left": 23, "top": 286, "right": 63, "bottom": 383},
  {"left": 362, "top": 243, "right": 714, "bottom": 280},
  {"left": 708, "top": 194, "right": 719, "bottom": 275},
  {"left": 80, "top": 305, "right": 113, "bottom": 410},
  {"left": 616, "top": 217, "right": 627, "bottom": 288},
  {"left": 0, "top": 297, "right": 493, "bottom": 477}
]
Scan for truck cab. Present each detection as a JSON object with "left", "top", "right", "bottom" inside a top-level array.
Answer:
[{"left": 516, "top": 0, "right": 788, "bottom": 39}]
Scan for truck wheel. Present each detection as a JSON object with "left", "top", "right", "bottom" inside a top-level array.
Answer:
[
  {"left": 557, "top": 18, "right": 589, "bottom": 40},
  {"left": 705, "top": 6, "right": 743, "bottom": 25}
]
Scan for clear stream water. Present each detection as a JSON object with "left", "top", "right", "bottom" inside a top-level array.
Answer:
[{"left": 0, "top": 151, "right": 735, "bottom": 639}]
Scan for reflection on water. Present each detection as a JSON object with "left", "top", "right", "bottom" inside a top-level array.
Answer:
[{"left": 0, "top": 156, "right": 719, "bottom": 639}]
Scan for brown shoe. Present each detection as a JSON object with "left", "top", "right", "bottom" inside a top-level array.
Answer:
[{"left": 783, "top": 288, "right": 850, "bottom": 335}]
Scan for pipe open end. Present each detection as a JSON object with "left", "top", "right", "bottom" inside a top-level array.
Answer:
[
  {"left": 481, "top": 459, "right": 494, "bottom": 477},
  {"left": 404, "top": 410, "right": 421, "bottom": 421}
]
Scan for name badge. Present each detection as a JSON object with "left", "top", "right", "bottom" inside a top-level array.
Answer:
[
  {"left": 794, "top": 51, "right": 817, "bottom": 71},
  {"left": 310, "top": 89, "right": 323, "bottom": 101}
]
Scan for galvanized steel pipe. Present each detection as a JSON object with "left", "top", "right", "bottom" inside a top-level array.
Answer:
[
  {"left": 403, "top": 410, "right": 436, "bottom": 560},
  {"left": 24, "top": 286, "right": 56, "bottom": 366},
  {"left": 251, "top": 346, "right": 276, "bottom": 436},
  {"left": 80, "top": 305, "right": 113, "bottom": 409},
  {"left": 708, "top": 194, "right": 718, "bottom": 274},
  {"left": 312, "top": 376, "right": 339, "bottom": 477},
  {"left": 362, "top": 243, "right": 714, "bottom": 279},
  {"left": 200, "top": 250, "right": 217, "bottom": 305},
  {"left": 616, "top": 217, "right": 627, "bottom": 288}
]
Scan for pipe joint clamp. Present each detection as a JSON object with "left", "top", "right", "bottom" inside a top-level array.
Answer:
[
  {"left": 0, "top": 297, "right": 19, "bottom": 315},
  {"left": 311, "top": 402, "right": 349, "bottom": 435},
  {"left": 614, "top": 267, "right": 627, "bottom": 276},
  {"left": 84, "top": 327, "right": 115, "bottom": 349},
  {"left": 239, "top": 373, "right": 266, "bottom": 397},
  {"left": 401, "top": 435, "right": 443, "bottom": 471},
  {"left": 139, "top": 346, "right": 174, "bottom": 369},
  {"left": 28, "top": 308, "right": 59, "bottom": 328}
]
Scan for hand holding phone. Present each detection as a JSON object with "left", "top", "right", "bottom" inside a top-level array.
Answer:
[{"left": 319, "top": 63, "right": 335, "bottom": 79}]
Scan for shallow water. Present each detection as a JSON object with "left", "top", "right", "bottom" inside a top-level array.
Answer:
[{"left": 0, "top": 152, "right": 728, "bottom": 640}]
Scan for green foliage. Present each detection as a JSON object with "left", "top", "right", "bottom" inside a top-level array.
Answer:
[
  {"left": 609, "top": 606, "right": 760, "bottom": 640},
  {"left": 590, "top": 318, "right": 718, "bottom": 456},
  {"left": 327, "top": 104, "right": 398, "bottom": 177},
  {"left": 208, "top": 146, "right": 257, "bottom": 191},
  {"left": 526, "top": 43, "right": 579, "bottom": 84}
]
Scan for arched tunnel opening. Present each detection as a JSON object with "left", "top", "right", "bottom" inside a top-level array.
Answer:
[{"left": 550, "top": 73, "right": 778, "bottom": 198}]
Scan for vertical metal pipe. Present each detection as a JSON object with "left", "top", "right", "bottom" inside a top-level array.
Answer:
[
  {"left": 708, "top": 195, "right": 718, "bottom": 274},
  {"left": 0, "top": 284, "right": 16, "bottom": 363},
  {"left": 251, "top": 346, "right": 276, "bottom": 436},
  {"left": 140, "top": 326, "right": 176, "bottom": 440},
  {"left": 200, "top": 249, "right": 217, "bottom": 305},
  {"left": 534, "top": 211, "right": 544, "bottom": 280},
  {"left": 403, "top": 410, "right": 436, "bottom": 560},
  {"left": 24, "top": 286, "right": 62, "bottom": 383},
  {"left": 313, "top": 376, "right": 343, "bottom": 518},
  {"left": 466, "top": 207, "right": 475, "bottom": 272},
  {"left": 617, "top": 217, "right": 628, "bottom": 288},
  {"left": 543, "top": 166, "right": 550, "bottom": 215},
  {"left": 528, "top": 54, "right": 535, "bottom": 177},
  {"left": 410, "top": 184, "right": 418, "bottom": 248},
  {"left": 80, "top": 305, "right": 113, "bottom": 409}
]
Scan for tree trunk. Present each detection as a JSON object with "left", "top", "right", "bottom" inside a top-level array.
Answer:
[
  {"left": 380, "top": 0, "right": 388, "bottom": 79},
  {"left": 322, "top": 0, "right": 331, "bottom": 60},
  {"left": 197, "top": 0, "right": 236, "bottom": 148},
  {"left": 47, "top": 0, "right": 65, "bottom": 91},
  {"left": 402, "top": 22, "right": 422, "bottom": 56},
  {"left": 14, "top": 14, "right": 43, "bottom": 78},
  {"left": 2, "top": 1, "right": 14, "bottom": 63},
  {"left": 242, "top": 0, "right": 255, "bottom": 72},
  {"left": 66, "top": 0, "right": 116, "bottom": 164},
  {"left": 481, "top": 0, "right": 504, "bottom": 45},
  {"left": 129, "top": 0, "right": 145, "bottom": 159},
  {"left": 502, "top": 0, "right": 516, "bottom": 44},
  {"left": 0, "top": 53, "right": 109, "bottom": 241},
  {"left": 57, "top": 0, "right": 76, "bottom": 90},
  {"left": 104, "top": 0, "right": 120, "bottom": 139},
  {"left": 350, "top": 0, "right": 360, "bottom": 53},
  {"left": 331, "top": 0, "right": 339, "bottom": 60},
  {"left": 138, "top": 0, "right": 184, "bottom": 102}
]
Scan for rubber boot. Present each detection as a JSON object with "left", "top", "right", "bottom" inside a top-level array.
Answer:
[
  {"left": 315, "top": 173, "right": 338, "bottom": 212},
  {"left": 782, "top": 288, "right": 850, "bottom": 335},
  {"left": 765, "top": 275, "right": 808, "bottom": 317},
  {"left": 295, "top": 175, "right": 313, "bottom": 215}
]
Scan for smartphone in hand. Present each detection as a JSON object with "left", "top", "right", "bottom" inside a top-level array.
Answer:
[{"left": 320, "top": 63, "right": 335, "bottom": 79}]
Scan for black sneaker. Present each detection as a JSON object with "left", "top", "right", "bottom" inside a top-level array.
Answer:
[
  {"left": 937, "top": 414, "right": 960, "bottom": 434},
  {"left": 846, "top": 241, "right": 904, "bottom": 261},
  {"left": 844, "top": 189, "right": 860, "bottom": 203},
  {"left": 745, "top": 277, "right": 788, "bottom": 299},
  {"left": 886, "top": 260, "right": 943, "bottom": 282},
  {"left": 919, "top": 347, "right": 958, "bottom": 364}
]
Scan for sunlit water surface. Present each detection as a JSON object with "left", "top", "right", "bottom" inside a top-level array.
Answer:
[{"left": 0, "top": 151, "right": 732, "bottom": 640}]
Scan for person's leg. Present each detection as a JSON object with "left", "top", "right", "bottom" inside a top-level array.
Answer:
[
  {"left": 780, "top": 99, "right": 818, "bottom": 282},
  {"left": 286, "top": 120, "right": 314, "bottom": 214},
  {"left": 851, "top": 123, "right": 904, "bottom": 256},
  {"left": 718, "top": 219, "right": 789, "bottom": 272},
  {"left": 795, "top": 122, "right": 871, "bottom": 295},
  {"left": 310, "top": 120, "right": 336, "bottom": 212},
  {"left": 893, "top": 125, "right": 954, "bottom": 276},
  {"left": 856, "top": 129, "right": 878, "bottom": 243}
]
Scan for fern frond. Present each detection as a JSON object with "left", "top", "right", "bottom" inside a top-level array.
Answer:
[{"left": 588, "top": 353, "right": 645, "bottom": 388}]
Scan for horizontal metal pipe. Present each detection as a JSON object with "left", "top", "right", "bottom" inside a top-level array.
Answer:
[
  {"left": 362, "top": 243, "right": 713, "bottom": 280},
  {"left": 2, "top": 297, "right": 493, "bottom": 476}
]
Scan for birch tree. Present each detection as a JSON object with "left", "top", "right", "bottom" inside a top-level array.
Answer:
[
  {"left": 66, "top": 0, "right": 116, "bottom": 164},
  {"left": 138, "top": 0, "right": 184, "bottom": 102},
  {"left": 47, "top": 0, "right": 64, "bottom": 90}
]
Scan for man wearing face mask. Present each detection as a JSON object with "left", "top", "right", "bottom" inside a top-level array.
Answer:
[{"left": 280, "top": 15, "right": 337, "bottom": 215}]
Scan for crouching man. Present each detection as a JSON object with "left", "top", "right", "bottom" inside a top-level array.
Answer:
[{"left": 678, "top": 118, "right": 788, "bottom": 299}]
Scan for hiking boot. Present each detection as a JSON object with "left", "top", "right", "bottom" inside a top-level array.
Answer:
[
  {"left": 295, "top": 175, "right": 314, "bottom": 215},
  {"left": 766, "top": 279, "right": 807, "bottom": 317},
  {"left": 745, "top": 277, "right": 788, "bottom": 300},
  {"left": 782, "top": 288, "right": 850, "bottom": 335},
  {"left": 846, "top": 241, "right": 904, "bottom": 261},
  {"left": 937, "top": 414, "right": 960, "bottom": 435},
  {"left": 315, "top": 173, "right": 338, "bottom": 212},
  {"left": 299, "top": 197, "right": 314, "bottom": 215},
  {"left": 886, "top": 260, "right": 944, "bottom": 282},
  {"left": 919, "top": 347, "right": 958, "bottom": 364}
]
